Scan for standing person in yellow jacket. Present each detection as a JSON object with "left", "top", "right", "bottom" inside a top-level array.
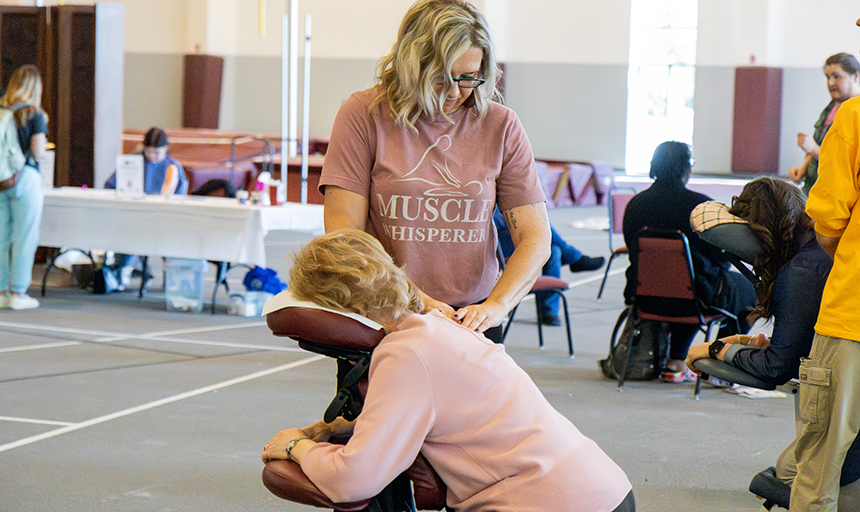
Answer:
[{"left": 792, "top": 17, "right": 860, "bottom": 512}]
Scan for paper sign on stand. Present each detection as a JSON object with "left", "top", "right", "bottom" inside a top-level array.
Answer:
[{"left": 115, "top": 154, "right": 144, "bottom": 198}]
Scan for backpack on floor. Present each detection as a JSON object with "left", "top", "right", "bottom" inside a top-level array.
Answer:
[
  {"left": 600, "top": 307, "right": 670, "bottom": 381},
  {"left": 0, "top": 106, "right": 25, "bottom": 189}
]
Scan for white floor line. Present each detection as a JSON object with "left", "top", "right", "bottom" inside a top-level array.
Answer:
[
  {"left": 90, "top": 335, "right": 303, "bottom": 352},
  {"left": 0, "top": 322, "right": 301, "bottom": 353},
  {"left": 0, "top": 341, "right": 81, "bottom": 353},
  {"left": 0, "top": 415, "right": 76, "bottom": 427},
  {"left": 568, "top": 267, "right": 625, "bottom": 288},
  {"left": 0, "top": 355, "right": 326, "bottom": 454},
  {"left": 0, "top": 321, "right": 141, "bottom": 339},
  {"left": 518, "top": 267, "right": 625, "bottom": 303},
  {"left": 142, "top": 323, "right": 267, "bottom": 337}
]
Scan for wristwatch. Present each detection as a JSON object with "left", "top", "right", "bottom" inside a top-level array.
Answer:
[
  {"left": 709, "top": 340, "right": 726, "bottom": 359},
  {"left": 285, "top": 436, "right": 309, "bottom": 461}
]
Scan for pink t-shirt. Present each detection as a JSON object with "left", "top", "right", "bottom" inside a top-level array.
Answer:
[
  {"left": 319, "top": 87, "right": 546, "bottom": 306},
  {"left": 301, "top": 313, "right": 632, "bottom": 511}
]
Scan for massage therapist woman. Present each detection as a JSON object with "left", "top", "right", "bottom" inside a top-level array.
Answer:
[{"left": 319, "top": 0, "right": 551, "bottom": 343}]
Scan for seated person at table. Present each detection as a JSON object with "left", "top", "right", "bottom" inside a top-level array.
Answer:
[
  {"left": 262, "top": 229, "right": 635, "bottom": 512},
  {"left": 684, "top": 177, "right": 860, "bottom": 506},
  {"left": 493, "top": 209, "right": 605, "bottom": 326},
  {"left": 104, "top": 126, "right": 189, "bottom": 290}
]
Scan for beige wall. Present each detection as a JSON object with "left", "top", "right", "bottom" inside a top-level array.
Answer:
[{"left": 19, "top": 0, "right": 859, "bottom": 172}]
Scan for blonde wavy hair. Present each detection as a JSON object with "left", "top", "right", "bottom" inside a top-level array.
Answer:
[
  {"left": 373, "top": 0, "right": 501, "bottom": 132},
  {"left": 288, "top": 229, "right": 424, "bottom": 325},
  {"left": 1, "top": 64, "right": 47, "bottom": 127}
]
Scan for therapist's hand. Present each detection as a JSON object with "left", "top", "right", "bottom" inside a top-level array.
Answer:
[
  {"left": 421, "top": 293, "right": 456, "bottom": 319},
  {"left": 454, "top": 300, "right": 506, "bottom": 333}
]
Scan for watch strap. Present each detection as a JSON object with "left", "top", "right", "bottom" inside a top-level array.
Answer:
[{"left": 709, "top": 340, "right": 726, "bottom": 359}]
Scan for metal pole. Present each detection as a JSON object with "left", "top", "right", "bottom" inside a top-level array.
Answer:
[
  {"left": 281, "top": 12, "right": 290, "bottom": 200},
  {"left": 289, "top": 0, "right": 299, "bottom": 159},
  {"left": 300, "top": 14, "right": 311, "bottom": 204}
]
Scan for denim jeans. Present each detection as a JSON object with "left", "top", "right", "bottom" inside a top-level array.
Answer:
[{"left": 0, "top": 165, "right": 44, "bottom": 294}]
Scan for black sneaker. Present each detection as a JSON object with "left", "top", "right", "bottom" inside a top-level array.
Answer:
[
  {"left": 568, "top": 255, "right": 606, "bottom": 272},
  {"left": 540, "top": 315, "right": 562, "bottom": 326}
]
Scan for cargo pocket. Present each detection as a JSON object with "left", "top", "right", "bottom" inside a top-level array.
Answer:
[{"left": 798, "top": 358, "right": 832, "bottom": 432}]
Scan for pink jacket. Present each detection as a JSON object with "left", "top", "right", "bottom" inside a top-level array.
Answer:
[{"left": 301, "top": 312, "right": 631, "bottom": 511}]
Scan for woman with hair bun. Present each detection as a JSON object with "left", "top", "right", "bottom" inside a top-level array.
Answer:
[{"left": 320, "top": 0, "right": 550, "bottom": 343}]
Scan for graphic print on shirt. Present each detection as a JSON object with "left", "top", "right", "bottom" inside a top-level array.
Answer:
[{"left": 377, "top": 135, "right": 493, "bottom": 244}]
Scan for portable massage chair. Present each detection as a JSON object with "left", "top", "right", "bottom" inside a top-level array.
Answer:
[
  {"left": 260, "top": 292, "right": 447, "bottom": 512},
  {"left": 690, "top": 200, "right": 794, "bottom": 510}
]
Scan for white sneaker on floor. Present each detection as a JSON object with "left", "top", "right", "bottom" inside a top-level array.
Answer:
[
  {"left": 9, "top": 294, "right": 39, "bottom": 310},
  {"left": 0, "top": 293, "right": 9, "bottom": 309}
]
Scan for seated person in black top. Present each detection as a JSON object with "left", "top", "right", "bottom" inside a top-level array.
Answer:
[{"left": 622, "top": 141, "right": 756, "bottom": 383}]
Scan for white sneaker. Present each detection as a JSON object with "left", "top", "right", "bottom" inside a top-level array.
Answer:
[
  {"left": 116, "top": 266, "right": 134, "bottom": 292},
  {"left": 9, "top": 294, "right": 39, "bottom": 310},
  {"left": 0, "top": 293, "right": 9, "bottom": 309}
]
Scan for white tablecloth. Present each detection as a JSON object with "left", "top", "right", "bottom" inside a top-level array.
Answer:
[{"left": 40, "top": 188, "right": 324, "bottom": 267}]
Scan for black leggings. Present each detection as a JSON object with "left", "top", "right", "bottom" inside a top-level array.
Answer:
[{"left": 612, "top": 490, "right": 636, "bottom": 512}]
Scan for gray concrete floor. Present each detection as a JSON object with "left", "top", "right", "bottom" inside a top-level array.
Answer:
[{"left": 0, "top": 184, "right": 791, "bottom": 511}]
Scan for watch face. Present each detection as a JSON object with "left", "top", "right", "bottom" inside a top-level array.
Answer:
[{"left": 709, "top": 341, "right": 724, "bottom": 358}]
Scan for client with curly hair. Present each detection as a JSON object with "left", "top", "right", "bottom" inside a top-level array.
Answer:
[
  {"left": 262, "top": 229, "right": 634, "bottom": 512},
  {"left": 685, "top": 177, "right": 860, "bottom": 507}
]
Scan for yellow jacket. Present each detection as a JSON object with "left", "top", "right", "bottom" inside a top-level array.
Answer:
[{"left": 807, "top": 95, "right": 860, "bottom": 342}]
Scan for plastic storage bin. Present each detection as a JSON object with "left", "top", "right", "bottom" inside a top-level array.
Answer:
[
  {"left": 164, "top": 258, "right": 208, "bottom": 313},
  {"left": 228, "top": 291, "right": 274, "bottom": 317}
]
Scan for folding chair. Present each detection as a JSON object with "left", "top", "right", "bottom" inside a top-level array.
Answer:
[
  {"left": 501, "top": 275, "right": 574, "bottom": 358},
  {"left": 597, "top": 187, "right": 636, "bottom": 299},
  {"left": 495, "top": 239, "right": 574, "bottom": 358},
  {"left": 627, "top": 228, "right": 737, "bottom": 398}
]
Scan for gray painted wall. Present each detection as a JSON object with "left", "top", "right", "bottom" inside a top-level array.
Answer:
[
  {"left": 691, "top": 66, "right": 735, "bottom": 175},
  {"left": 124, "top": 52, "right": 830, "bottom": 175},
  {"left": 503, "top": 62, "right": 629, "bottom": 167},
  {"left": 125, "top": 53, "right": 377, "bottom": 138},
  {"left": 780, "top": 67, "right": 833, "bottom": 176}
]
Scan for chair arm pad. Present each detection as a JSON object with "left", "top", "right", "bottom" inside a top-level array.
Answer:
[
  {"left": 692, "top": 358, "right": 777, "bottom": 390},
  {"left": 407, "top": 453, "right": 447, "bottom": 510},
  {"left": 262, "top": 452, "right": 448, "bottom": 511},
  {"left": 262, "top": 459, "right": 372, "bottom": 511}
]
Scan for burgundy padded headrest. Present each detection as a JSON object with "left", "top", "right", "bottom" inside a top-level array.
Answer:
[{"left": 266, "top": 307, "right": 386, "bottom": 352}]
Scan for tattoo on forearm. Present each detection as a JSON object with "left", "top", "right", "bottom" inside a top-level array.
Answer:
[{"left": 503, "top": 210, "right": 517, "bottom": 231}]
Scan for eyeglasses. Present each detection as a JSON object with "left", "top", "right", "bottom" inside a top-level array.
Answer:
[
  {"left": 436, "top": 72, "right": 486, "bottom": 89},
  {"left": 451, "top": 75, "right": 486, "bottom": 89}
]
